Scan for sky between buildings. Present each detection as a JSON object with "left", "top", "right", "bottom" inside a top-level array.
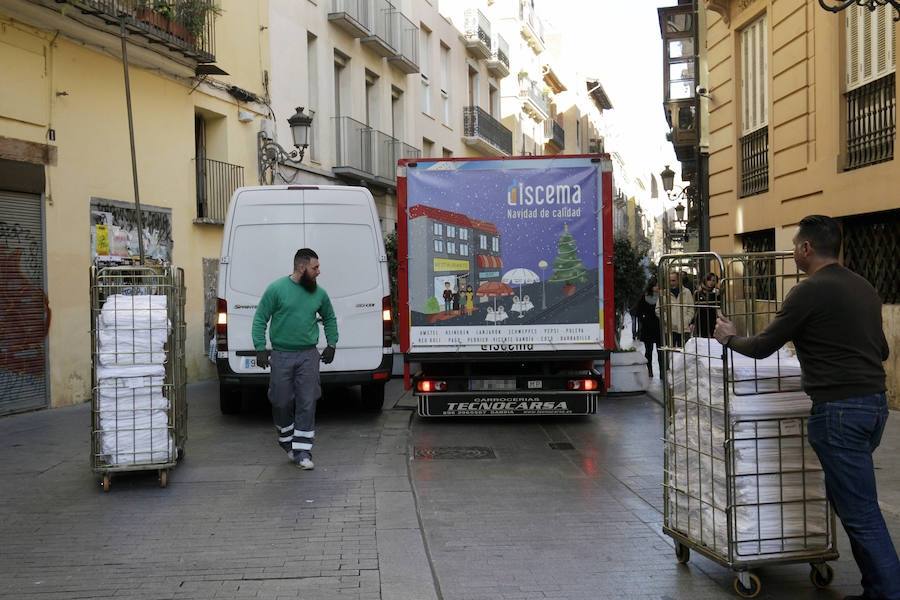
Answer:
[{"left": 549, "top": 0, "right": 687, "bottom": 217}]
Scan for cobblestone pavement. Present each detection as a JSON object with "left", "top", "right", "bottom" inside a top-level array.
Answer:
[{"left": 1, "top": 379, "right": 898, "bottom": 600}]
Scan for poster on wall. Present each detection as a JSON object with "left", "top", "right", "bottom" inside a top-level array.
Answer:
[
  {"left": 405, "top": 158, "right": 606, "bottom": 353},
  {"left": 90, "top": 198, "right": 173, "bottom": 265}
]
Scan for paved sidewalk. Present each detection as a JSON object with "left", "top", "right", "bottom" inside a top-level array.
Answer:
[{"left": 0, "top": 380, "right": 433, "bottom": 600}]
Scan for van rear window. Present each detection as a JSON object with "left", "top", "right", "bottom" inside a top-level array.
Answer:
[
  {"left": 228, "top": 224, "right": 302, "bottom": 296},
  {"left": 305, "top": 224, "right": 380, "bottom": 298}
]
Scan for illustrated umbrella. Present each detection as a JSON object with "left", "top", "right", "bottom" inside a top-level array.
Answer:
[
  {"left": 501, "top": 267, "right": 540, "bottom": 298},
  {"left": 476, "top": 281, "right": 514, "bottom": 312}
]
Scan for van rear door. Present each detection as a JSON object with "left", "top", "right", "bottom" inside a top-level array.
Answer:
[
  {"left": 225, "top": 189, "right": 303, "bottom": 374},
  {"left": 302, "top": 188, "right": 385, "bottom": 374}
]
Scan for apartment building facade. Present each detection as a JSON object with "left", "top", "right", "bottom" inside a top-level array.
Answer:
[
  {"left": 0, "top": 0, "right": 266, "bottom": 412},
  {"left": 702, "top": 0, "right": 900, "bottom": 406}
]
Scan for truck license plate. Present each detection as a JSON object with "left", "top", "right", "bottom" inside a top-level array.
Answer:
[
  {"left": 243, "top": 357, "right": 257, "bottom": 369},
  {"left": 470, "top": 379, "right": 516, "bottom": 391},
  {"left": 527, "top": 380, "right": 543, "bottom": 389}
]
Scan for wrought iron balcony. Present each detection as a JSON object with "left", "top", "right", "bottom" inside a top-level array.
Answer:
[
  {"left": 387, "top": 10, "right": 419, "bottom": 74},
  {"left": 739, "top": 126, "right": 769, "bottom": 198},
  {"left": 328, "top": 0, "right": 371, "bottom": 38},
  {"left": 486, "top": 34, "right": 510, "bottom": 78},
  {"left": 545, "top": 119, "right": 565, "bottom": 150},
  {"left": 334, "top": 116, "right": 375, "bottom": 180},
  {"left": 24, "top": 0, "right": 218, "bottom": 63},
  {"left": 463, "top": 8, "right": 491, "bottom": 60},
  {"left": 520, "top": 79, "right": 550, "bottom": 121},
  {"left": 362, "top": 0, "right": 398, "bottom": 57},
  {"left": 462, "top": 106, "right": 512, "bottom": 156},
  {"left": 519, "top": 1, "right": 544, "bottom": 53},
  {"left": 845, "top": 73, "right": 895, "bottom": 171},
  {"left": 194, "top": 158, "right": 243, "bottom": 224}
]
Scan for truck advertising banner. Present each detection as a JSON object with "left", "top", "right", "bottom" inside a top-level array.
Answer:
[{"left": 403, "top": 157, "right": 608, "bottom": 354}]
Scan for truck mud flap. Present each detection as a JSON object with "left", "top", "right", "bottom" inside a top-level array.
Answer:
[{"left": 417, "top": 393, "right": 598, "bottom": 417}]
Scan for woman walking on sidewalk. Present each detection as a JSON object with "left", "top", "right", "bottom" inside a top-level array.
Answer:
[{"left": 633, "top": 278, "right": 662, "bottom": 379}]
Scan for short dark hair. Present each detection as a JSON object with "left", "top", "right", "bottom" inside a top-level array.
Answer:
[
  {"left": 294, "top": 248, "right": 319, "bottom": 269},
  {"left": 797, "top": 215, "right": 842, "bottom": 258}
]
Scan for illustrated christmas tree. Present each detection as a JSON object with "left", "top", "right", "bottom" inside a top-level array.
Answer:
[{"left": 548, "top": 223, "right": 588, "bottom": 284}]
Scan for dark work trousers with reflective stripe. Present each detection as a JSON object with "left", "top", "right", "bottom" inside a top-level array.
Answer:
[{"left": 269, "top": 348, "right": 320, "bottom": 460}]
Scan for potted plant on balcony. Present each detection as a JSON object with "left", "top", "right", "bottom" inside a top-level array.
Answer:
[
  {"left": 172, "top": 1, "right": 223, "bottom": 46},
  {"left": 135, "top": 0, "right": 175, "bottom": 34}
]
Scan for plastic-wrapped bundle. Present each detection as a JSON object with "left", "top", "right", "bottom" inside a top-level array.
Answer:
[
  {"left": 100, "top": 409, "right": 173, "bottom": 465},
  {"left": 97, "top": 328, "right": 168, "bottom": 365},
  {"left": 100, "top": 294, "right": 169, "bottom": 330}
]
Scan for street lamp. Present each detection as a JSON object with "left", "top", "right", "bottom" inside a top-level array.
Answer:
[
  {"left": 818, "top": 0, "right": 900, "bottom": 20},
  {"left": 660, "top": 165, "right": 676, "bottom": 194},
  {"left": 538, "top": 259, "right": 548, "bottom": 309},
  {"left": 258, "top": 106, "right": 314, "bottom": 184},
  {"left": 674, "top": 201, "right": 686, "bottom": 223}
]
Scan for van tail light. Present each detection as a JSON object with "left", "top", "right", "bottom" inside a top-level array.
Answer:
[
  {"left": 416, "top": 380, "right": 447, "bottom": 393},
  {"left": 216, "top": 298, "right": 228, "bottom": 352},
  {"left": 567, "top": 379, "right": 599, "bottom": 391},
  {"left": 382, "top": 295, "right": 393, "bottom": 348}
]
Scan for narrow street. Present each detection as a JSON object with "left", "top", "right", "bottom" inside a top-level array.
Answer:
[{"left": 1, "top": 380, "right": 897, "bottom": 600}]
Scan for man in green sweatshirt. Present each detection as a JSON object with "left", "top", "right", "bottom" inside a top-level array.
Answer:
[{"left": 252, "top": 248, "right": 338, "bottom": 470}]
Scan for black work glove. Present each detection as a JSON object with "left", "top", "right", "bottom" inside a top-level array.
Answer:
[
  {"left": 256, "top": 350, "right": 270, "bottom": 370},
  {"left": 320, "top": 346, "right": 335, "bottom": 364}
]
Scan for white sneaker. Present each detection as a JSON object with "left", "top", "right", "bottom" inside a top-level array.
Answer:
[
  {"left": 287, "top": 450, "right": 295, "bottom": 461},
  {"left": 296, "top": 457, "right": 314, "bottom": 470}
]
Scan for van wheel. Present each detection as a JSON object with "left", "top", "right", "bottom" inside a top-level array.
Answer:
[
  {"left": 219, "top": 384, "right": 242, "bottom": 414},
  {"left": 361, "top": 382, "right": 385, "bottom": 412}
]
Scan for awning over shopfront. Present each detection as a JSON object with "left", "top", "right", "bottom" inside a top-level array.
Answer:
[{"left": 477, "top": 255, "right": 503, "bottom": 269}]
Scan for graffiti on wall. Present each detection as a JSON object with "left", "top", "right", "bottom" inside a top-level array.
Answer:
[
  {"left": 0, "top": 218, "right": 49, "bottom": 410},
  {"left": 90, "top": 198, "right": 173, "bottom": 265}
]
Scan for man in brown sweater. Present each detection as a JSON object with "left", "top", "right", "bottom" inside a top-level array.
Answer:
[{"left": 715, "top": 215, "right": 898, "bottom": 600}]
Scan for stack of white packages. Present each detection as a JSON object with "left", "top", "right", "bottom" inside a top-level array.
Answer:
[
  {"left": 666, "top": 338, "right": 828, "bottom": 558},
  {"left": 97, "top": 295, "right": 173, "bottom": 466}
]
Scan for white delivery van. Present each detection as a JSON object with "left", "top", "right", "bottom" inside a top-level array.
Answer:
[{"left": 215, "top": 185, "right": 393, "bottom": 413}]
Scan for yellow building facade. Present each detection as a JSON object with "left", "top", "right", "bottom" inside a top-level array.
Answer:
[
  {"left": 703, "top": 0, "right": 900, "bottom": 406},
  {"left": 0, "top": 0, "right": 267, "bottom": 412}
]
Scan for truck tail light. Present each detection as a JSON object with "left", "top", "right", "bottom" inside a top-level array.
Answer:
[
  {"left": 567, "top": 379, "right": 599, "bottom": 391},
  {"left": 417, "top": 380, "right": 447, "bottom": 393},
  {"left": 216, "top": 298, "right": 228, "bottom": 352},
  {"left": 382, "top": 295, "right": 393, "bottom": 348}
]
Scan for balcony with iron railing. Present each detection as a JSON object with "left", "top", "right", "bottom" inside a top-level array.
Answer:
[
  {"left": 462, "top": 106, "right": 513, "bottom": 156},
  {"left": 194, "top": 157, "right": 243, "bottom": 224},
  {"left": 740, "top": 126, "right": 769, "bottom": 198},
  {"left": 463, "top": 8, "right": 491, "bottom": 60},
  {"left": 486, "top": 34, "right": 510, "bottom": 78},
  {"left": 520, "top": 79, "right": 550, "bottom": 121},
  {"left": 845, "top": 73, "right": 895, "bottom": 171},
  {"left": 362, "top": 0, "right": 399, "bottom": 57},
  {"left": 328, "top": 0, "right": 371, "bottom": 38},
  {"left": 545, "top": 119, "right": 565, "bottom": 150},
  {"left": 23, "top": 0, "right": 218, "bottom": 64},
  {"left": 519, "top": 1, "right": 545, "bottom": 53},
  {"left": 386, "top": 10, "right": 419, "bottom": 74}
]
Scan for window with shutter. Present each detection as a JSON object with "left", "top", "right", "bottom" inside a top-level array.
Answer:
[
  {"left": 739, "top": 15, "right": 769, "bottom": 196},
  {"left": 846, "top": 4, "right": 895, "bottom": 91},
  {"left": 845, "top": 4, "right": 896, "bottom": 170},
  {"left": 741, "top": 15, "right": 768, "bottom": 136}
]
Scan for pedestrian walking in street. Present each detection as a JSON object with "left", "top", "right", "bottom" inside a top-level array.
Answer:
[
  {"left": 252, "top": 248, "right": 339, "bottom": 471},
  {"left": 714, "top": 215, "right": 899, "bottom": 600},
  {"left": 633, "top": 278, "right": 662, "bottom": 378},
  {"left": 658, "top": 270, "right": 694, "bottom": 347},
  {"left": 691, "top": 272, "right": 721, "bottom": 338}
]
